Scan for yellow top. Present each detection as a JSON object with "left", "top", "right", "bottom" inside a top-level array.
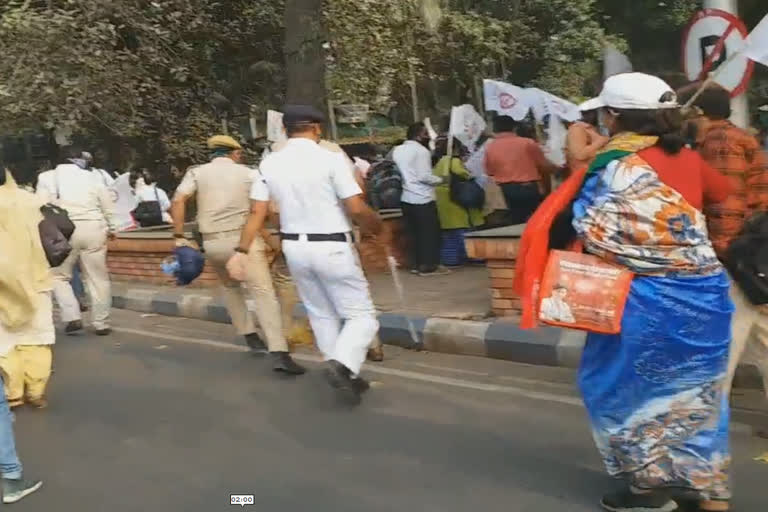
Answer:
[{"left": 0, "top": 171, "right": 51, "bottom": 330}]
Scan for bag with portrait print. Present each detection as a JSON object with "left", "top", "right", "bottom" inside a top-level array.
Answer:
[{"left": 538, "top": 250, "right": 633, "bottom": 334}]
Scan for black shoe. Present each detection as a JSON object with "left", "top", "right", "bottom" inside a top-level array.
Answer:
[
  {"left": 271, "top": 352, "right": 306, "bottom": 375},
  {"left": 324, "top": 360, "right": 361, "bottom": 402},
  {"left": 65, "top": 320, "right": 83, "bottom": 334},
  {"left": 351, "top": 376, "right": 370, "bottom": 394},
  {"left": 2, "top": 477, "right": 43, "bottom": 504},
  {"left": 244, "top": 333, "right": 268, "bottom": 355},
  {"left": 601, "top": 488, "right": 678, "bottom": 512},
  {"left": 95, "top": 328, "right": 112, "bottom": 336}
]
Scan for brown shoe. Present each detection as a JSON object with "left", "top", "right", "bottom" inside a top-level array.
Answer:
[
  {"left": 367, "top": 346, "right": 384, "bottom": 362},
  {"left": 26, "top": 397, "right": 48, "bottom": 409}
]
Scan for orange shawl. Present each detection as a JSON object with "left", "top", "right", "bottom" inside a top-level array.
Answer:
[{"left": 513, "top": 168, "right": 586, "bottom": 329}]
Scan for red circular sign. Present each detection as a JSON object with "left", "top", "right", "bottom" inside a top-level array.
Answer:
[{"left": 681, "top": 8, "right": 754, "bottom": 97}]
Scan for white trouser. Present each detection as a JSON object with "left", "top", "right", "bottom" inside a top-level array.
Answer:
[
  {"left": 52, "top": 220, "right": 111, "bottom": 330},
  {"left": 282, "top": 238, "right": 379, "bottom": 375},
  {"left": 724, "top": 282, "right": 768, "bottom": 400}
]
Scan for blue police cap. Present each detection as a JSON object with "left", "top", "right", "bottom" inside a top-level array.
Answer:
[{"left": 282, "top": 104, "right": 326, "bottom": 126}]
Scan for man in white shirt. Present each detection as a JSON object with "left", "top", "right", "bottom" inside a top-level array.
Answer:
[
  {"left": 392, "top": 122, "right": 447, "bottom": 276},
  {"left": 36, "top": 147, "right": 117, "bottom": 335},
  {"left": 171, "top": 135, "right": 305, "bottom": 375},
  {"left": 229, "top": 105, "right": 383, "bottom": 402},
  {"left": 539, "top": 286, "right": 575, "bottom": 324}
]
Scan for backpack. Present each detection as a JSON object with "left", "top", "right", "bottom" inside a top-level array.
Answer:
[
  {"left": 132, "top": 186, "right": 164, "bottom": 227},
  {"left": 725, "top": 211, "right": 768, "bottom": 305},
  {"left": 38, "top": 213, "right": 71, "bottom": 267},
  {"left": 366, "top": 159, "right": 403, "bottom": 210}
]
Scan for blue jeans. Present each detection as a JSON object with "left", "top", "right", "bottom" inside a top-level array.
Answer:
[
  {"left": 0, "top": 375, "right": 22, "bottom": 479},
  {"left": 72, "top": 263, "right": 86, "bottom": 300}
]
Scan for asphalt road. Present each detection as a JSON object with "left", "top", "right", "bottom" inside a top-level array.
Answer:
[{"left": 9, "top": 309, "right": 768, "bottom": 511}]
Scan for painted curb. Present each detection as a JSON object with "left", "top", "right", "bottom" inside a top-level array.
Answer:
[{"left": 110, "top": 286, "right": 765, "bottom": 387}]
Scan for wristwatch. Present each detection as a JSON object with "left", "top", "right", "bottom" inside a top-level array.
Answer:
[
  {"left": 173, "top": 233, "right": 186, "bottom": 239},
  {"left": 235, "top": 247, "right": 248, "bottom": 254}
]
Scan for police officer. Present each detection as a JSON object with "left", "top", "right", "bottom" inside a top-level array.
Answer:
[
  {"left": 171, "top": 135, "right": 305, "bottom": 375},
  {"left": 228, "top": 105, "right": 383, "bottom": 401}
]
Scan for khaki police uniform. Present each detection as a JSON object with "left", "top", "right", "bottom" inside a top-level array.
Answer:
[
  {"left": 175, "top": 157, "right": 288, "bottom": 353},
  {"left": 252, "top": 138, "right": 379, "bottom": 375},
  {"left": 37, "top": 163, "right": 116, "bottom": 331}
]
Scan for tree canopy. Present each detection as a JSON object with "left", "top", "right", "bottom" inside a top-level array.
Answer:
[{"left": 0, "top": 0, "right": 766, "bottom": 171}]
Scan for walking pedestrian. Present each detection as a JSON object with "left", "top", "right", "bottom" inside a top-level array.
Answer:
[
  {"left": 392, "top": 122, "right": 448, "bottom": 276},
  {"left": 171, "top": 135, "right": 305, "bottom": 375},
  {"left": 681, "top": 84, "right": 768, "bottom": 439},
  {"left": 518, "top": 73, "right": 735, "bottom": 512},
  {"left": 36, "top": 147, "right": 116, "bottom": 335},
  {"left": 0, "top": 166, "right": 47, "bottom": 502},
  {"left": 485, "top": 115, "right": 558, "bottom": 225},
  {"left": 228, "top": 105, "right": 383, "bottom": 401}
]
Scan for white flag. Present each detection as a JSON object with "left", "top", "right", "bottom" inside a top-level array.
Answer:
[
  {"left": 449, "top": 104, "right": 487, "bottom": 150},
  {"left": 745, "top": 13, "right": 768, "bottom": 67},
  {"left": 266, "top": 110, "right": 287, "bottom": 143},
  {"left": 483, "top": 79, "right": 533, "bottom": 121},
  {"left": 527, "top": 88, "right": 581, "bottom": 123}
]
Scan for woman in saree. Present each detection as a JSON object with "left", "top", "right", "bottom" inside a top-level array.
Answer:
[{"left": 518, "top": 73, "right": 734, "bottom": 512}]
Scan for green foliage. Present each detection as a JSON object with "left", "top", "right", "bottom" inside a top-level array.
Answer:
[{"left": 0, "top": 0, "right": 283, "bottom": 165}]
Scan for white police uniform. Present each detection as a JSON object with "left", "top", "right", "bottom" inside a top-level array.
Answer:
[{"left": 251, "top": 138, "right": 379, "bottom": 375}]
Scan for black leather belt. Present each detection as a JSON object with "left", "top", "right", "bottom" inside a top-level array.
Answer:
[{"left": 280, "top": 232, "right": 350, "bottom": 242}]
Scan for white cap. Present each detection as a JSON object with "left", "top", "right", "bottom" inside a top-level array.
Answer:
[
  {"left": 578, "top": 98, "right": 603, "bottom": 112},
  {"left": 582, "top": 72, "right": 679, "bottom": 111}
]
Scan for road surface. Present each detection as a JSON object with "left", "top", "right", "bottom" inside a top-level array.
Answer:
[{"left": 10, "top": 309, "right": 768, "bottom": 511}]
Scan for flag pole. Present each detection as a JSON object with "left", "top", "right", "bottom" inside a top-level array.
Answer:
[{"left": 682, "top": 49, "right": 742, "bottom": 110}]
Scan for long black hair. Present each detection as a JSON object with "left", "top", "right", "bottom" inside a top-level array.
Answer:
[{"left": 610, "top": 92, "right": 686, "bottom": 154}]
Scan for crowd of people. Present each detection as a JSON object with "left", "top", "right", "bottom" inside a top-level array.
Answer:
[{"left": 0, "top": 70, "right": 766, "bottom": 511}]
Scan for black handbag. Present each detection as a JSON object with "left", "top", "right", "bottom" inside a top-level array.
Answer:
[
  {"left": 41, "top": 169, "right": 75, "bottom": 240},
  {"left": 38, "top": 215, "right": 72, "bottom": 267},
  {"left": 725, "top": 211, "right": 768, "bottom": 305},
  {"left": 449, "top": 158, "right": 485, "bottom": 210},
  {"left": 132, "top": 186, "right": 164, "bottom": 227}
]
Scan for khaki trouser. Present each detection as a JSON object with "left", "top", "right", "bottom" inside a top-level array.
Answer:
[
  {"left": 725, "top": 283, "right": 768, "bottom": 400},
  {"left": 52, "top": 220, "right": 111, "bottom": 330},
  {"left": 204, "top": 232, "right": 288, "bottom": 353},
  {"left": 0, "top": 346, "right": 52, "bottom": 404}
]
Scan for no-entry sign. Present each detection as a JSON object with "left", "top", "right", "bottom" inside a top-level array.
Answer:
[{"left": 682, "top": 8, "right": 754, "bottom": 97}]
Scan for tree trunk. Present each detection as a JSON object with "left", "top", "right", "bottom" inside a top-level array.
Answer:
[{"left": 284, "top": 0, "right": 326, "bottom": 111}]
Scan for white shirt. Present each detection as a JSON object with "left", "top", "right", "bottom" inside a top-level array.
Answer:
[
  {"left": 36, "top": 164, "right": 116, "bottom": 231},
  {"left": 540, "top": 297, "right": 575, "bottom": 324},
  {"left": 250, "top": 138, "right": 362, "bottom": 234},
  {"left": 134, "top": 179, "right": 172, "bottom": 223},
  {"left": 392, "top": 140, "right": 442, "bottom": 204},
  {"left": 92, "top": 168, "right": 116, "bottom": 188}
]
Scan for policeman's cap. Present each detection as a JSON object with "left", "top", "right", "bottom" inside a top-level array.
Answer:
[
  {"left": 207, "top": 135, "right": 243, "bottom": 151},
  {"left": 282, "top": 104, "right": 326, "bottom": 126}
]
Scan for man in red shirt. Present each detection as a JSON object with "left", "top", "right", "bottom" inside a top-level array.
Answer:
[
  {"left": 684, "top": 85, "right": 768, "bottom": 438},
  {"left": 484, "top": 115, "right": 558, "bottom": 225}
]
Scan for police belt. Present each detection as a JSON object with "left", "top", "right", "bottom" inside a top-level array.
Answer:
[{"left": 280, "top": 232, "right": 352, "bottom": 243}]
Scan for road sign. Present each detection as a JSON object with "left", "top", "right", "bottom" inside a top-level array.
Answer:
[{"left": 682, "top": 8, "right": 754, "bottom": 97}]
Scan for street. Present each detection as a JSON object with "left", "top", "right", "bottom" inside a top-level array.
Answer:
[{"left": 10, "top": 309, "right": 768, "bottom": 512}]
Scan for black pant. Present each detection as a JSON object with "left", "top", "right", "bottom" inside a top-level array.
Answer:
[
  {"left": 500, "top": 182, "right": 542, "bottom": 225},
  {"left": 401, "top": 201, "right": 441, "bottom": 273}
]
